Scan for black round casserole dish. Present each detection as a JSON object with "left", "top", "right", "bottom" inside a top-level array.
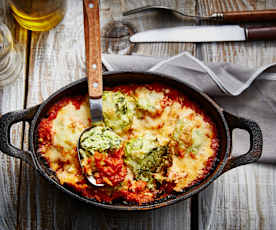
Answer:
[{"left": 0, "top": 71, "right": 262, "bottom": 210}]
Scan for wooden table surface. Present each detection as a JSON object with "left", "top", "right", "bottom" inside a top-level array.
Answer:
[{"left": 1, "top": 0, "right": 276, "bottom": 229}]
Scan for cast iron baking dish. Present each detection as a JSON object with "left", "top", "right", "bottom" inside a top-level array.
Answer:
[{"left": 0, "top": 71, "right": 262, "bottom": 210}]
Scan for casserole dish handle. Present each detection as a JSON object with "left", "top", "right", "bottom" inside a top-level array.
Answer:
[
  {"left": 222, "top": 111, "right": 263, "bottom": 173},
  {"left": 0, "top": 105, "right": 40, "bottom": 168}
]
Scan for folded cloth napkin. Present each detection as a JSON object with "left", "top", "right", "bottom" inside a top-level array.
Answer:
[{"left": 102, "top": 52, "right": 276, "bottom": 164}]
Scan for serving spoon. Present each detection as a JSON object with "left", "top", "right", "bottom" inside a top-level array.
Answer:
[{"left": 77, "top": 0, "right": 104, "bottom": 187}]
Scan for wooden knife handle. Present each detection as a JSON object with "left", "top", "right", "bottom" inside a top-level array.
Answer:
[
  {"left": 246, "top": 26, "right": 276, "bottom": 41},
  {"left": 83, "top": 0, "right": 102, "bottom": 99},
  {"left": 221, "top": 9, "right": 276, "bottom": 22}
]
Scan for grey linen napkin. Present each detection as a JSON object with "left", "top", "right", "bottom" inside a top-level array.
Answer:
[{"left": 102, "top": 52, "right": 276, "bottom": 164}]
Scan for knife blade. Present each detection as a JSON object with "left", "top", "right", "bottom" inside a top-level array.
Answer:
[{"left": 130, "top": 25, "right": 276, "bottom": 43}]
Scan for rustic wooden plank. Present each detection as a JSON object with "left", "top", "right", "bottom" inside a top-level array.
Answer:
[
  {"left": 0, "top": 1, "right": 28, "bottom": 230},
  {"left": 17, "top": 1, "right": 93, "bottom": 229},
  {"left": 197, "top": 1, "right": 276, "bottom": 230},
  {"left": 100, "top": 0, "right": 196, "bottom": 56},
  {"left": 18, "top": 0, "right": 196, "bottom": 229},
  {"left": 118, "top": 0, "right": 196, "bottom": 56},
  {"left": 100, "top": 201, "right": 191, "bottom": 230},
  {"left": 92, "top": 0, "right": 196, "bottom": 229}
]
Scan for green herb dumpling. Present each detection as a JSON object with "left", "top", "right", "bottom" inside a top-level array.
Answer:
[
  {"left": 170, "top": 116, "right": 206, "bottom": 157},
  {"left": 102, "top": 91, "right": 135, "bottom": 134},
  {"left": 124, "top": 133, "right": 169, "bottom": 188}
]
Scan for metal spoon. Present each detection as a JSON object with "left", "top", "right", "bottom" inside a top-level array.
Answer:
[
  {"left": 78, "top": 0, "right": 104, "bottom": 187},
  {"left": 77, "top": 127, "right": 104, "bottom": 187}
]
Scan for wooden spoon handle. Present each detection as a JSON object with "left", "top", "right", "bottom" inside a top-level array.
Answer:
[
  {"left": 222, "top": 9, "right": 276, "bottom": 23},
  {"left": 83, "top": 0, "right": 102, "bottom": 99}
]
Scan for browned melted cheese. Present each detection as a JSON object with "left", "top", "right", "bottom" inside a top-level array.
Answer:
[{"left": 38, "top": 83, "right": 219, "bottom": 204}]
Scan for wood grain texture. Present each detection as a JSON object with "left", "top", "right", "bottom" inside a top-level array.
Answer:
[
  {"left": 197, "top": 0, "right": 276, "bottom": 230},
  {"left": 0, "top": 2, "right": 28, "bottom": 230},
  {"left": 83, "top": 0, "right": 103, "bottom": 98},
  {"left": 12, "top": 0, "right": 276, "bottom": 229},
  {"left": 18, "top": 1, "right": 89, "bottom": 229},
  {"left": 101, "top": 0, "right": 196, "bottom": 57},
  {"left": 222, "top": 9, "right": 276, "bottom": 22},
  {"left": 17, "top": 0, "right": 196, "bottom": 229}
]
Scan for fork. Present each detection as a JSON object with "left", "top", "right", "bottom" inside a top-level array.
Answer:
[{"left": 123, "top": 5, "right": 276, "bottom": 23}]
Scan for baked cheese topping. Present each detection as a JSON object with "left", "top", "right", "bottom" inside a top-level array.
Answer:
[
  {"left": 135, "top": 87, "right": 164, "bottom": 115},
  {"left": 38, "top": 83, "right": 219, "bottom": 204}
]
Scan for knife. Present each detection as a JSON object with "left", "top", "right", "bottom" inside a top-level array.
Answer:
[{"left": 130, "top": 25, "right": 276, "bottom": 43}]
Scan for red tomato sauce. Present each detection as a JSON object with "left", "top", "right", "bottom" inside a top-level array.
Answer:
[{"left": 93, "top": 148, "right": 127, "bottom": 187}]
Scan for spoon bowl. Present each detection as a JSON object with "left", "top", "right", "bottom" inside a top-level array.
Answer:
[{"left": 77, "top": 126, "right": 104, "bottom": 187}]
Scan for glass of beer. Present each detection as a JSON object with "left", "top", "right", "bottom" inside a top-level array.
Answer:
[{"left": 8, "top": 0, "right": 67, "bottom": 31}]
